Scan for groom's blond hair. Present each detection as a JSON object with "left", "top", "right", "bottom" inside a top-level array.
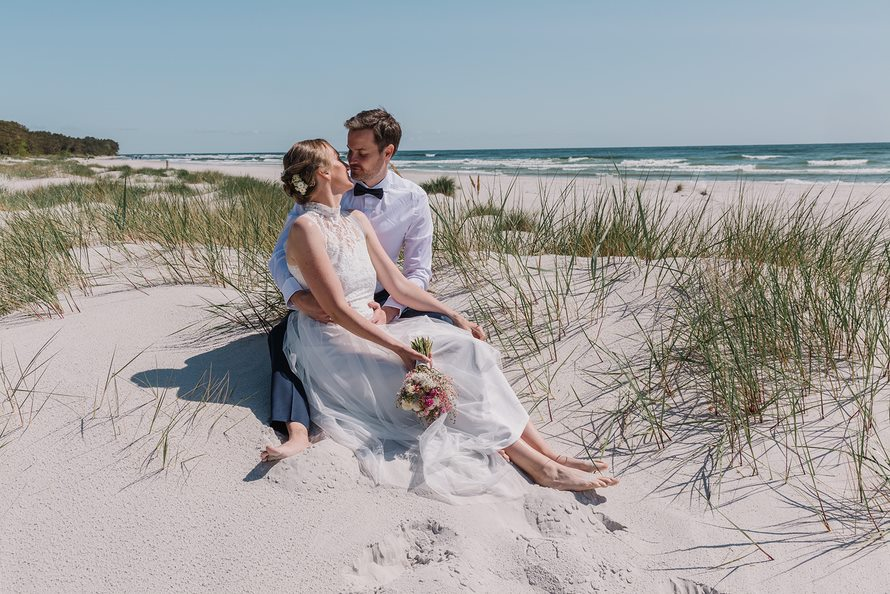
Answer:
[{"left": 344, "top": 108, "right": 402, "bottom": 155}]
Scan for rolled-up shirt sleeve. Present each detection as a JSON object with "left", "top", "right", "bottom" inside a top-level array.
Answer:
[
  {"left": 383, "top": 190, "right": 433, "bottom": 312},
  {"left": 268, "top": 206, "right": 305, "bottom": 309}
]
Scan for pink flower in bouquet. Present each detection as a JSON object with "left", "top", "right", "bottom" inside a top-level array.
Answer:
[{"left": 396, "top": 337, "right": 458, "bottom": 425}]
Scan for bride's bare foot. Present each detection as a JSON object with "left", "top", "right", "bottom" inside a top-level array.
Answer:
[
  {"left": 555, "top": 454, "right": 608, "bottom": 473},
  {"left": 534, "top": 460, "right": 619, "bottom": 491},
  {"left": 260, "top": 434, "right": 310, "bottom": 462}
]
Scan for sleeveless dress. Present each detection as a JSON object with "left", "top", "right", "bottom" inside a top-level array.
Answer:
[{"left": 283, "top": 202, "right": 530, "bottom": 503}]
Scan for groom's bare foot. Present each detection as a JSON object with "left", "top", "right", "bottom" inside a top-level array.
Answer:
[
  {"left": 555, "top": 454, "right": 609, "bottom": 473},
  {"left": 260, "top": 434, "right": 310, "bottom": 462},
  {"left": 535, "top": 460, "right": 619, "bottom": 491}
]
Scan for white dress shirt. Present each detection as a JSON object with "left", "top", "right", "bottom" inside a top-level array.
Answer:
[{"left": 268, "top": 170, "right": 433, "bottom": 314}]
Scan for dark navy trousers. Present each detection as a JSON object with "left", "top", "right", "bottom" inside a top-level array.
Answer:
[{"left": 267, "top": 290, "right": 453, "bottom": 434}]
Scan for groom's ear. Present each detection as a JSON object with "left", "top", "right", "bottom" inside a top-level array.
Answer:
[{"left": 383, "top": 144, "right": 395, "bottom": 161}]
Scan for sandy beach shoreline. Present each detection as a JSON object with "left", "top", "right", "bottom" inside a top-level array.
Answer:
[{"left": 1, "top": 156, "right": 888, "bottom": 593}]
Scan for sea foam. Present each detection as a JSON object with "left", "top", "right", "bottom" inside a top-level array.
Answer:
[
  {"left": 618, "top": 158, "right": 686, "bottom": 167},
  {"left": 807, "top": 159, "right": 868, "bottom": 166},
  {"left": 679, "top": 164, "right": 758, "bottom": 173}
]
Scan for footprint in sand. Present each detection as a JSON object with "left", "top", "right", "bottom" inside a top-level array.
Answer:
[
  {"left": 523, "top": 492, "right": 626, "bottom": 538},
  {"left": 346, "top": 519, "right": 458, "bottom": 588},
  {"left": 521, "top": 532, "right": 645, "bottom": 592}
]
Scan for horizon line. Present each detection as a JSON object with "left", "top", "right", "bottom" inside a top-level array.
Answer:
[{"left": 121, "top": 139, "right": 890, "bottom": 155}]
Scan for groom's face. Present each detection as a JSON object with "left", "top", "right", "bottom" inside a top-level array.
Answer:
[{"left": 347, "top": 129, "right": 392, "bottom": 184}]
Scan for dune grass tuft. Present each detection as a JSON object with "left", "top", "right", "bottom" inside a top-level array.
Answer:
[{"left": 421, "top": 175, "right": 457, "bottom": 196}]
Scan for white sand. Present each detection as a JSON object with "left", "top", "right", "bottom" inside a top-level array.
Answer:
[{"left": 1, "top": 160, "right": 888, "bottom": 593}]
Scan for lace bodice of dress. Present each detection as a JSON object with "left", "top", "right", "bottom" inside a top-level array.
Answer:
[{"left": 287, "top": 202, "right": 378, "bottom": 318}]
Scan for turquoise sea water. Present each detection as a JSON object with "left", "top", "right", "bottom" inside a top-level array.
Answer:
[{"left": 129, "top": 142, "right": 890, "bottom": 184}]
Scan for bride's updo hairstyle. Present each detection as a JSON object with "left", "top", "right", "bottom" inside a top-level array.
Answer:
[{"left": 281, "top": 138, "right": 336, "bottom": 204}]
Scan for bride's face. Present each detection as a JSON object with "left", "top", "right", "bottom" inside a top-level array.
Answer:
[{"left": 326, "top": 148, "right": 353, "bottom": 194}]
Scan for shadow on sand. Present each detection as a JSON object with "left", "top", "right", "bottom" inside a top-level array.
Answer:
[{"left": 130, "top": 333, "right": 271, "bottom": 426}]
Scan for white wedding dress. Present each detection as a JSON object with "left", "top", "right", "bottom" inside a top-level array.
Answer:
[{"left": 283, "top": 202, "right": 530, "bottom": 503}]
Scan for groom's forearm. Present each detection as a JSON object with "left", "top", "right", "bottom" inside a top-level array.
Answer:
[
  {"left": 290, "top": 290, "right": 334, "bottom": 322},
  {"left": 269, "top": 247, "right": 299, "bottom": 302},
  {"left": 270, "top": 210, "right": 305, "bottom": 308}
]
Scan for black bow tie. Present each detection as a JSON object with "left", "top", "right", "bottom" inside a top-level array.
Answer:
[{"left": 353, "top": 184, "right": 384, "bottom": 199}]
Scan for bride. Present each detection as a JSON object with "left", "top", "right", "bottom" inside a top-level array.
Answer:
[{"left": 267, "top": 138, "right": 618, "bottom": 502}]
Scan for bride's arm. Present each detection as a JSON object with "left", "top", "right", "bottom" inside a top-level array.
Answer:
[
  {"left": 351, "top": 211, "right": 481, "bottom": 337},
  {"left": 286, "top": 217, "right": 430, "bottom": 369}
]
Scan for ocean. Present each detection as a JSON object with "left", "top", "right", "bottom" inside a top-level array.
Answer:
[{"left": 127, "top": 142, "right": 890, "bottom": 184}]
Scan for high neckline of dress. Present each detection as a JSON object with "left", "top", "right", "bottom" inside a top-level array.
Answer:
[{"left": 304, "top": 201, "right": 341, "bottom": 219}]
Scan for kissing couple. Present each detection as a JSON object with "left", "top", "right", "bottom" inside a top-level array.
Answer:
[{"left": 261, "top": 108, "right": 618, "bottom": 503}]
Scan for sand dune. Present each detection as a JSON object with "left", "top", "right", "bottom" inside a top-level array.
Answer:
[{"left": 1, "top": 159, "right": 888, "bottom": 593}]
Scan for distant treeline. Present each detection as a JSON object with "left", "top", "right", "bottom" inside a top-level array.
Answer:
[{"left": 0, "top": 120, "right": 119, "bottom": 156}]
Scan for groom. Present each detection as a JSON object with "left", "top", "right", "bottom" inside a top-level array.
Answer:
[{"left": 264, "top": 108, "right": 448, "bottom": 459}]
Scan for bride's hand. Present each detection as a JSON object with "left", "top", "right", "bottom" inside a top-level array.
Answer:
[
  {"left": 456, "top": 318, "right": 487, "bottom": 342},
  {"left": 469, "top": 322, "right": 486, "bottom": 341},
  {"left": 395, "top": 345, "right": 431, "bottom": 371}
]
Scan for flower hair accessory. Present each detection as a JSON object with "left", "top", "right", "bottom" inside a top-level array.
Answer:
[{"left": 291, "top": 175, "right": 309, "bottom": 195}]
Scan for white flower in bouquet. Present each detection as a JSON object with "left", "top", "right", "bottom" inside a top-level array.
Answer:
[{"left": 395, "top": 337, "right": 458, "bottom": 425}]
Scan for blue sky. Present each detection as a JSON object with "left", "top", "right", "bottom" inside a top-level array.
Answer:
[{"left": 2, "top": 0, "right": 888, "bottom": 153}]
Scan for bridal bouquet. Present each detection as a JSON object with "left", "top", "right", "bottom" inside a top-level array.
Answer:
[{"left": 396, "top": 337, "right": 457, "bottom": 425}]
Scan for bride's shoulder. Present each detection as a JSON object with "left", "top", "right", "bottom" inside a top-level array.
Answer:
[
  {"left": 291, "top": 210, "right": 315, "bottom": 226},
  {"left": 285, "top": 214, "right": 331, "bottom": 256},
  {"left": 345, "top": 209, "right": 368, "bottom": 222},
  {"left": 345, "top": 209, "right": 371, "bottom": 232},
  {"left": 289, "top": 212, "right": 324, "bottom": 236}
]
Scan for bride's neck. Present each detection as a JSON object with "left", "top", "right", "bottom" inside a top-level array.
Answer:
[{"left": 308, "top": 188, "right": 342, "bottom": 209}]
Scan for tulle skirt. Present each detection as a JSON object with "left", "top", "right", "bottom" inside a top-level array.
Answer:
[{"left": 283, "top": 313, "right": 530, "bottom": 503}]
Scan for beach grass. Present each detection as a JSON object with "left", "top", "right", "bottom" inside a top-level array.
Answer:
[
  {"left": 0, "top": 207, "right": 99, "bottom": 315},
  {"left": 0, "top": 169, "right": 290, "bottom": 318},
  {"left": 0, "top": 157, "right": 97, "bottom": 180},
  {"left": 104, "top": 164, "right": 169, "bottom": 178},
  {"left": 420, "top": 175, "right": 456, "bottom": 196},
  {"left": 430, "top": 176, "right": 889, "bottom": 532},
  {"left": 0, "top": 332, "right": 64, "bottom": 456}
]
